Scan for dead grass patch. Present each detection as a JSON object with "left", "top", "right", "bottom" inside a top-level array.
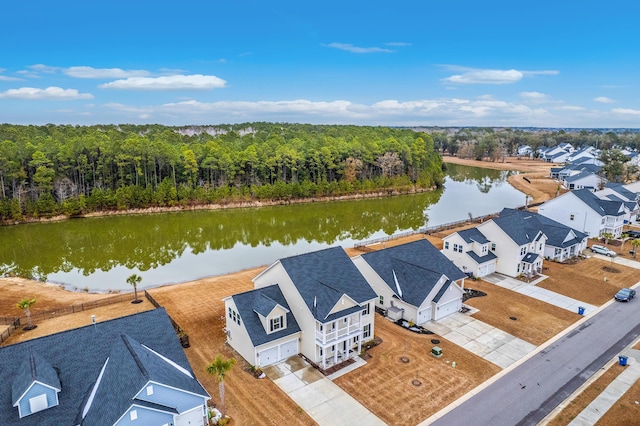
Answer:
[
  {"left": 595, "top": 371, "right": 640, "bottom": 425},
  {"left": 333, "top": 316, "right": 500, "bottom": 425},
  {"left": 465, "top": 281, "right": 580, "bottom": 346},
  {"left": 537, "top": 257, "right": 639, "bottom": 306}
]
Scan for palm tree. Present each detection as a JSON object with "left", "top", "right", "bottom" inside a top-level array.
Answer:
[
  {"left": 206, "top": 355, "right": 237, "bottom": 419},
  {"left": 17, "top": 298, "right": 37, "bottom": 330},
  {"left": 600, "top": 232, "right": 614, "bottom": 246},
  {"left": 127, "top": 274, "right": 142, "bottom": 303},
  {"left": 631, "top": 239, "right": 640, "bottom": 258}
]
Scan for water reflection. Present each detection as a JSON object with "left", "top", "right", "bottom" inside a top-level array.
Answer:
[{"left": 0, "top": 164, "right": 524, "bottom": 291}]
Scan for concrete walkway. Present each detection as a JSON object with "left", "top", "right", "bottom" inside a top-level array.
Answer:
[
  {"left": 426, "top": 312, "right": 537, "bottom": 368},
  {"left": 263, "top": 356, "right": 385, "bottom": 426},
  {"left": 482, "top": 272, "right": 598, "bottom": 315},
  {"left": 568, "top": 349, "right": 640, "bottom": 425}
]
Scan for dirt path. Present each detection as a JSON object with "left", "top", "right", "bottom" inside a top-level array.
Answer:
[{"left": 442, "top": 156, "right": 564, "bottom": 205}]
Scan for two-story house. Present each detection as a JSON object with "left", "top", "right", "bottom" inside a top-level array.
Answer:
[
  {"left": 0, "top": 309, "right": 210, "bottom": 426},
  {"left": 352, "top": 240, "right": 466, "bottom": 325},
  {"left": 440, "top": 227, "right": 497, "bottom": 278},
  {"left": 225, "top": 247, "right": 377, "bottom": 370},
  {"left": 538, "top": 189, "right": 626, "bottom": 238}
]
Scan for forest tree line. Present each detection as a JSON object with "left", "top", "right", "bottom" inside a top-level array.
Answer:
[{"left": 0, "top": 123, "right": 444, "bottom": 221}]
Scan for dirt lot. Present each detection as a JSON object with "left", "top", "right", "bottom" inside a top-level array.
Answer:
[
  {"left": 537, "top": 256, "right": 640, "bottom": 306},
  {"left": 334, "top": 315, "right": 501, "bottom": 425},
  {"left": 464, "top": 281, "right": 581, "bottom": 346}
]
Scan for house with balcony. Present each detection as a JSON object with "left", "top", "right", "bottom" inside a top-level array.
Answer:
[
  {"left": 0, "top": 309, "right": 210, "bottom": 426},
  {"left": 352, "top": 240, "right": 466, "bottom": 325},
  {"left": 224, "top": 247, "right": 376, "bottom": 370},
  {"left": 595, "top": 183, "right": 640, "bottom": 223},
  {"left": 538, "top": 188, "right": 626, "bottom": 238}
]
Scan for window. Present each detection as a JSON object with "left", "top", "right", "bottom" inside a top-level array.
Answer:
[
  {"left": 270, "top": 316, "right": 283, "bottom": 332},
  {"left": 229, "top": 308, "right": 241, "bottom": 326},
  {"left": 146, "top": 385, "right": 154, "bottom": 396},
  {"left": 130, "top": 410, "right": 138, "bottom": 421},
  {"left": 362, "top": 303, "right": 370, "bottom": 315},
  {"left": 570, "top": 214, "right": 575, "bottom": 221},
  {"left": 228, "top": 307, "right": 232, "bottom": 319},
  {"left": 444, "top": 241, "right": 449, "bottom": 249},
  {"left": 379, "top": 295, "right": 384, "bottom": 305},
  {"left": 453, "top": 243, "right": 463, "bottom": 253},
  {"left": 482, "top": 245, "right": 488, "bottom": 253},
  {"left": 363, "top": 324, "right": 371, "bottom": 339},
  {"left": 319, "top": 348, "right": 323, "bottom": 356},
  {"left": 538, "top": 243, "right": 542, "bottom": 251},
  {"left": 517, "top": 263, "right": 521, "bottom": 273},
  {"left": 520, "top": 246, "right": 526, "bottom": 256},
  {"left": 491, "top": 243, "right": 496, "bottom": 251},
  {"left": 353, "top": 335, "right": 359, "bottom": 343}
]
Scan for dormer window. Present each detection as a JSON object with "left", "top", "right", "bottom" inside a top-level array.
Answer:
[{"left": 270, "top": 316, "right": 283, "bottom": 332}]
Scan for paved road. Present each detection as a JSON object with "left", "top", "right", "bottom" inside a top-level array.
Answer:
[{"left": 431, "top": 299, "right": 640, "bottom": 426}]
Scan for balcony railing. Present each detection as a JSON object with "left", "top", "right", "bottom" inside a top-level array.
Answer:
[{"left": 315, "top": 323, "right": 361, "bottom": 344}]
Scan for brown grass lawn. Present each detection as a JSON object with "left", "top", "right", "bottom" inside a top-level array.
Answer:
[
  {"left": 334, "top": 315, "right": 501, "bottom": 425},
  {"left": 147, "top": 267, "right": 317, "bottom": 426},
  {"left": 465, "top": 281, "right": 581, "bottom": 346},
  {"left": 596, "top": 378, "right": 640, "bottom": 425},
  {"left": 547, "top": 363, "right": 628, "bottom": 425},
  {"left": 537, "top": 257, "right": 640, "bottom": 306}
]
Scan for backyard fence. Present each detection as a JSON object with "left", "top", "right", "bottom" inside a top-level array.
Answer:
[
  {"left": 0, "top": 317, "right": 21, "bottom": 344},
  {"left": 353, "top": 212, "right": 502, "bottom": 251},
  {"left": 17, "top": 293, "right": 132, "bottom": 324},
  {"left": 144, "top": 291, "right": 190, "bottom": 347}
]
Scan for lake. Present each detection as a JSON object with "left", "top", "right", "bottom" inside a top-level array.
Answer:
[{"left": 0, "top": 164, "right": 524, "bottom": 291}]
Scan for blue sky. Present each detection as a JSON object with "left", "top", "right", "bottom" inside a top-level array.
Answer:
[{"left": 1, "top": 1, "right": 639, "bottom": 128}]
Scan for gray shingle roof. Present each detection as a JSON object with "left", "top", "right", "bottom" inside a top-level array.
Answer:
[
  {"left": 361, "top": 240, "right": 465, "bottom": 308},
  {"left": 522, "top": 253, "right": 539, "bottom": 263},
  {"left": 466, "top": 250, "right": 498, "bottom": 264},
  {"left": 231, "top": 284, "right": 301, "bottom": 346},
  {"left": 457, "top": 228, "right": 490, "bottom": 244},
  {"left": 490, "top": 214, "right": 545, "bottom": 246},
  {"left": 279, "top": 247, "right": 376, "bottom": 323},
  {"left": 565, "top": 171, "right": 597, "bottom": 183},
  {"left": 11, "top": 350, "right": 61, "bottom": 405},
  {"left": 572, "top": 189, "right": 625, "bottom": 217},
  {"left": 0, "top": 308, "right": 208, "bottom": 426},
  {"left": 499, "top": 208, "right": 588, "bottom": 249},
  {"left": 604, "top": 183, "right": 637, "bottom": 201}
]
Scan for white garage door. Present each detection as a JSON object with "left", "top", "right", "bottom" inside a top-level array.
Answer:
[
  {"left": 435, "top": 299, "right": 460, "bottom": 320},
  {"left": 478, "top": 265, "right": 488, "bottom": 277},
  {"left": 280, "top": 339, "right": 298, "bottom": 358},
  {"left": 258, "top": 339, "right": 299, "bottom": 367},
  {"left": 417, "top": 307, "right": 431, "bottom": 324},
  {"left": 175, "top": 406, "right": 204, "bottom": 426},
  {"left": 257, "top": 347, "right": 279, "bottom": 367}
]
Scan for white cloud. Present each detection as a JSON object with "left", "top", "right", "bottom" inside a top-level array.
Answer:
[
  {"left": 442, "top": 67, "right": 559, "bottom": 85},
  {"left": 27, "top": 64, "right": 59, "bottom": 73},
  {"left": 612, "top": 108, "right": 640, "bottom": 116},
  {"left": 325, "top": 43, "right": 393, "bottom": 53},
  {"left": 0, "top": 75, "right": 21, "bottom": 81},
  {"left": 385, "top": 42, "right": 411, "bottom": 47},
  {"left": 0, "top": 86, "right": 94, "bottom": 100},
  {"left": 64, "top": 66, "right": 151, "bottom": 79},
  {"left": 520, "top": 91, "right": 551, "bottom": 103},
  {"left": 556, "top": 105, "right": 586, "bottom": 111},
  {"left": 99, "top": 74, "right": 227, "bottom": 90},
  {"left": 594, "top": 96, "right": 615, "bottom": 104}
]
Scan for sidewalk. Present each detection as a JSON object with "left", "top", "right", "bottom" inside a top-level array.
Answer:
[
  {"left": 482, "top": 273, "right": 598, "bottom": 315},
  {"left": 567, "top": 349, "right": 640, "bottom": 425}
]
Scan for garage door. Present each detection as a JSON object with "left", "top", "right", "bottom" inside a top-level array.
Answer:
[
  {"left": 175, "top": 406, "right": 204, "bottom": 426},
  {"left": 257, "top": 339, "right": 299, "bottom": 367},
  {"left": 280, "top": 339, "right": 298, "bottom": 358},
  {"left": 257, "top": 347, "right": 279, "bottom": 367},
  {"left": 417, "top": 307, "right": 431, "bottom": 324},
  {"left": 435, "top": 299, "right": 460, "bottom": 320}
]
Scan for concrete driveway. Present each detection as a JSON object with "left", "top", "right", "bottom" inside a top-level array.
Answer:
[
  {"left": 263, "top": 356, "right": 385, "bottom": 426},
  {"left": 427, "top": 312, "right": 537, "bottom": 368}
]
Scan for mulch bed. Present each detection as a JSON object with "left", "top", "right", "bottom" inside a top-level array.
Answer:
[{"left": 463, "top": 288, "right": 487, "bottom": 302}]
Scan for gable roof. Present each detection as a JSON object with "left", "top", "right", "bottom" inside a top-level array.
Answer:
[
  {"left": 489, "top": 213, "right": 545, "bottom": 246},
  {"left": 361, "top": 240, "right": 465, "bottom": 308},
  {"left": 231, "top": 284, "right": 301, "bottom": 346},
  {"left": 279, "top": 247, "right": 376, "bottom": 323},
  {"left": 572, "top": 189, "right": 625, "bottom": 217},
  {"left": 457, "top": 228, "right": 490, "bottom": 244},
  {"left": 603, "top": 183, "right": 637, "bottom": 201},
  {"left": 11, "top": 350, "right": 61, "bottom": 406},
  {"left": 0, "top": 308, "right": 208, "bottom": 426},
  {"left": 564, "top": 171, "right": 598, "bottom": 183},
  {"left": 499, "top": 208, "right": 588, "bottom": 249}
]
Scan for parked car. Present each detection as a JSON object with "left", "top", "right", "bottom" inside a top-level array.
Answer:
[
  {"left": 591, "top": 245, "right": 617, "bottom": 257},
  {"left": 625, "top": 230, "right": 640, "bottom": 239},
  {"left": 615, "top": 288, "right": 636, "bottom": 302}
]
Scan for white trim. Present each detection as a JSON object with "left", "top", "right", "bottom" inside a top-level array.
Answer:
[
  {"left": 82, "top": 357, "right": 109, "bottom": 418},
  {"left": 141, "top": 345, "right": 193, "bottom": 378},
  {"left": 13, "top": 380, "right": 60, "bottom": 408},
  {"left": 138, "top": 380, "right": 210, "bottom": 401}
]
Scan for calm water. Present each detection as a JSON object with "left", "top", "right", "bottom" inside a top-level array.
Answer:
[{"left": 0, "top": 164, "right": 523, "bottom": 291}]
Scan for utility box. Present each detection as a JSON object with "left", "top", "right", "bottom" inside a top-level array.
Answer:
[{"left": 431, "top": 346, "right": 442, "bottom": 358}]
